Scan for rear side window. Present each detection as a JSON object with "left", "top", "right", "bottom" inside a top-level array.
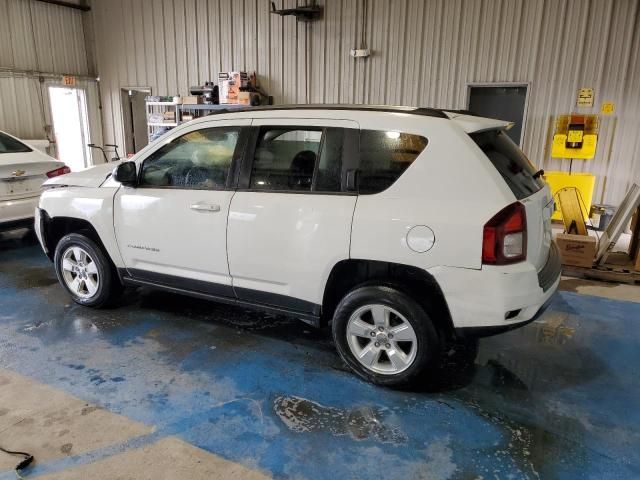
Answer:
[
  {"left": 0, "top": 132, "right": 32, "bottom": 154},
  {"left": 249, "top": 127, "right": 344, "bottom": 193},
  {"left": 471, "top": 129, "right": 543, "bottom": 199},
  {"left": 358, "top": 130, "right": 428, "bottom": 194}
]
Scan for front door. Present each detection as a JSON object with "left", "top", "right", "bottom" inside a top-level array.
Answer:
[
  {"left": 227, "top": 118, "right": 359, "bottom": 313},
  {"left": 114, "top": 120, "right": 250, "bottom": 296}
]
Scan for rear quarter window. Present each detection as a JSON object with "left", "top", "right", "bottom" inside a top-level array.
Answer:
[
  {"left": 471, "top": 129, "right": 543, "bottom": 200},
  {"left": 358, "top": 130, "right": 428, "bottom": 194},
  {"left": 0, "top": 132, "right": 32, "bottom": 154}
]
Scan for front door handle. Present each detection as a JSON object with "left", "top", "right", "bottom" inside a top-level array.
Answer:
[{"left": 190, "top": 203, "right": 221, "bottom": 212}]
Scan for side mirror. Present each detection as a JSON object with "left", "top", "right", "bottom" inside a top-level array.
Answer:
[{"left": 113, "top": 161, "right": 137, "bottom": 187}]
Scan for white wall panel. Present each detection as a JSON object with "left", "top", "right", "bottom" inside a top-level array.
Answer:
[
  {"left": 1, "top": 0, "right": 102, "bottom": 163},
  {"left": 0, "top": 0, "right": 89, "bottom": 75},
  {"left": 91, "top": 0, "right": 639, "bottom": 204}
]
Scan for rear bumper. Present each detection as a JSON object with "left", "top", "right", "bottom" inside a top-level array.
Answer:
[
  {"left": 455, "top": 293, "right": 555, "bottom": 338},
  {"left": 429, "top": 242, "right": 561, "bottom": 334},
  {"left": 0, "top": 195, "right": 39, "bottom": 231}
]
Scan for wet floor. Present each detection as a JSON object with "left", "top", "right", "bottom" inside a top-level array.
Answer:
[{"left": 1, "top": 229, "right": 640, "bottom": 479}]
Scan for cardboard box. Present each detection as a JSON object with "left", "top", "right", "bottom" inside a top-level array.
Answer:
[
  {"left": 238, "top": 91, "right": 251, "bottom": 105},
  {"left": 556, "top": 233, "right": 597, "bottom": 268},
  {"left": 181, "top": 95, "right": 202, "bottom": 104},
  {"left": 218, "top": 71, "right": 248, "bottom": 104}
]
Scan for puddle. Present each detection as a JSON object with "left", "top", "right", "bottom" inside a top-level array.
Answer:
[
  {"left": 0, "top": 265, "right": 58, "bottom": 289},
  {"left": 23, "top": 320, "right": 54, "bottom": 332},
  {"left": 535, "top": 312, "right": 575, "bottom": 345},
  {"left": 273, "top": 395, "right": 407, "bottom": 444},
  {"left": 559, "top": 278, "right": 616, "bottom": 293}
]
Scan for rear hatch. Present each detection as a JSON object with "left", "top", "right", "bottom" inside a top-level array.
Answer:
[
  {"left": 470, "top": 129, "right": 553, "bottom": 272},
  {"left": 1, "top": 135, "right": 63, "bottom": 200}
]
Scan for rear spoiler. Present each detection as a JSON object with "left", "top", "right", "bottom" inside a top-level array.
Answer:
[{"left": 442, "top": 111, "right": 514, "bottom": 134}]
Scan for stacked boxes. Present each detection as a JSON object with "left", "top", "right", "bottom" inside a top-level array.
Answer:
[{"left": 218, "top": 72, "right": 249, "bottom": 104}]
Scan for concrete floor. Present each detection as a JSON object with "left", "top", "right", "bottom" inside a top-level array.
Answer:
[{"left": 1, "top": 230, "right": 639, "bottom": 479}]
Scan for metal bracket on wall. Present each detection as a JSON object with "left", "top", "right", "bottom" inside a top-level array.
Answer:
[
  {"left": 270, "top": 1, "right": 321, "bottom": 21},
  {"left": 34, "top": 0, "right": 90, "bottom": 12}
]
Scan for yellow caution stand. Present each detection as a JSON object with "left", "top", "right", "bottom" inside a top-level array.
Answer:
[
  {"left": 546, "top": 114, "right": 599, "bottom": 221},
  {"left": 544, "top": 172, "right": 595, "bottom": 221}
]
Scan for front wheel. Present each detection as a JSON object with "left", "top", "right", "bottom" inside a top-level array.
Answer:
[
  {"left": 54, "top": 233, "right": 122, "bottom": 308},
  {"left": 332, "top": 285, "right": 440, "bottom": 387}
]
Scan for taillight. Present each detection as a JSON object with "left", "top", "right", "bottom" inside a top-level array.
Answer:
[
  {"left": 46, "top": 166, "right": 71, "bottom": 178},
  {"left": 482, "top": 202, "right": 527, "bottom": 265}
]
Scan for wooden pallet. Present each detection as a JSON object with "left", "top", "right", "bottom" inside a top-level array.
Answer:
[{"left": 562, "top": 252, "right": 640, "bottom": 285}]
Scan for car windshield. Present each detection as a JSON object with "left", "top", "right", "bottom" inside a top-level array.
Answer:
[{"left": 0, "top": 132, "right": 32, "bottom": 155}]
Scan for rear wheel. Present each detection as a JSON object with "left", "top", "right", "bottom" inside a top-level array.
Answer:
[
  {"left": 332, "top": 285, "right": 440, "bottom": 387},
  {"left": 54, "top": 233, "right": 122, "bottom": 307}
]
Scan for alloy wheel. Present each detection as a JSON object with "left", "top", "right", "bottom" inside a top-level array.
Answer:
[
  {"left": 346, "top": 304, "right": 418, "bottom": 375},
  {"left": 61, "top": 246, "right": 100, "bottom": 299}
]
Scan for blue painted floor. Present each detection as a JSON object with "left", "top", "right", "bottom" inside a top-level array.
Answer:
[{"left": 1, "top": 232, "right": 639, "bottom": 479}]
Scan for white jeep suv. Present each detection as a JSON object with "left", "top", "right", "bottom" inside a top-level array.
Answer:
[{"left": 35, "top": 105, "right": 560, "bottom": 386}]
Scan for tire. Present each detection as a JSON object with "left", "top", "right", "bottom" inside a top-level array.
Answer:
[
  {"left": 54, "top": 233, "right": 122, "bottom": 308},
  {"left": 332, "top": 285, "right": 440, "bottom": 387}
]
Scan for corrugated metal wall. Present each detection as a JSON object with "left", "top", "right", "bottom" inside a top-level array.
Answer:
[
  {"left": 92, "top": 0, "right": 639, "bottom": 204},
  {"left": 0, "top": 0, "right": 102, "bottom": 160}
]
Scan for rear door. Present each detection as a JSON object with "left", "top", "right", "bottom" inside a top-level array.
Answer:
[
  {"left": 471, "top": 129, "right": 553, "bottom": 271},
  {"left": 227, "top": 118, "right": 359, "bottom": 313}
]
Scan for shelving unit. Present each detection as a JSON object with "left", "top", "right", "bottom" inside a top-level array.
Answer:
[
  {"left": 146, "top": 101, "right": 181, "bottom": 143},
  {"left": 178, "top": 103, "right": 248, "bottom": 121},
  {"left": 146, "top": 100, "right": 260, "bottom": 142}
]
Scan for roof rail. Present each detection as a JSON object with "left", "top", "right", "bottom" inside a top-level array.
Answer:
[{"left": 204, "top": 104, "right": 449, "bottom": 118}]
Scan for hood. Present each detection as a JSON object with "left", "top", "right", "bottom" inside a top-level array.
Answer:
[{"left": 43, "top": 161, "right": 121, "bottom": 188}]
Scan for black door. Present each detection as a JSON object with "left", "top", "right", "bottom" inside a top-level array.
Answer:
[{"left": 468, "top": 85, "right": 528, "bottom": 146}]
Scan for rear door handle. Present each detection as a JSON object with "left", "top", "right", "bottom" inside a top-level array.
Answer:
[{"left": 190, "top": 203, "right": 221, "bottom": 212}]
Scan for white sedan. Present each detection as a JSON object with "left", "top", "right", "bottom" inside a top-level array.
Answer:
[{"left": 1, "top": 131, "right": 70, "bottom": 232}]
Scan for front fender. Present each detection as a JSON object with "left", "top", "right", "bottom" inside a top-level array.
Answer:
[{"left": 39, "top": 187, "right": 125, "bottom": 268}]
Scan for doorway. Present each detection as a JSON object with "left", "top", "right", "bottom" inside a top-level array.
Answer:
[
  {"left": 48, "top": 86, "right": 91, "bottom": 171},
  {"left": 121, "top": 88, "right": 150, "bottom": 155},
  {"left": 467, "top": 83, "right": 529, "bottom": 146}
]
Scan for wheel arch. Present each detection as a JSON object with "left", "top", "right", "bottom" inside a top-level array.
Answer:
[
  {"left": 41, "top": 212, "right": 112, "bottom": 266},
  {"left": 321, "top": 259, "right": 455, "bottom": 339}
]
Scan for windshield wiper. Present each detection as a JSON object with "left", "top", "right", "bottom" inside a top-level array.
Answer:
[{"left": 533, "top": 169, "right": 544, "bottom": 179}]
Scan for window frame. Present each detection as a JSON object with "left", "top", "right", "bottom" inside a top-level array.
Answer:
[
  {"left": 237, "top": 125, "right": 359, "bottom": 195},
  {"left": 136, "top": 125, "right": 250, "bottom": 191}
]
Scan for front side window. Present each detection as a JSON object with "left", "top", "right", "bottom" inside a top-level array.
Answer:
[
  {"left": 0, "top": 132, "right": 32, "bottom": 154},
  {"left": 358, "top": 130, "right": 428, "bottom": 194},
  {"left": 140, "top": 127, "right": 240, "bottom": 189}
]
